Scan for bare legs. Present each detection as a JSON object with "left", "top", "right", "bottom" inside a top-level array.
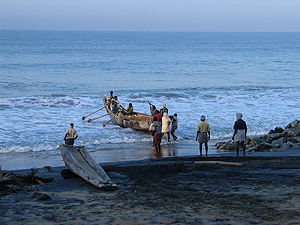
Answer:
[
  {"left": 236, "top": 141, "right": 246, "bottom": 157},
  {"left": 171, "top": 129, "right": 177, "bottom": 140},
  {"left": 162, "top": 132, "right": 171, "bottom": 142},
  {"left": 153, "top": 143, "right": 161, "bottom": 158},
  {"left": 199, "top": 142, "right": 208, "bottom": 156}
]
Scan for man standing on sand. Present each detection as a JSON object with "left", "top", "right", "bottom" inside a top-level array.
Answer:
[
  {"left": 232, "top": 113, "right": 247, "bottom": 157},
  {"left": 149, "top": 117, "right": 162, "bottom": 157},
  {"left": 196, "top": 115, "right": 210, "bottom": 156},
  {"left": 64, "top": 123, "right": 78, "bottom": 145}
]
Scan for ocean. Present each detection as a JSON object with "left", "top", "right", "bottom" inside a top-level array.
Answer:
[{"left": 1, "top": 30, "right": 300, "bottom": 170}]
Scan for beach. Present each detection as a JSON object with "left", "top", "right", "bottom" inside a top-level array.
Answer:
[
  {"left": 1, "top": 30, "right": 300, "bottom": 224},
  {"left": 1, "top": 146, "right": 300, "bottom": 225}
]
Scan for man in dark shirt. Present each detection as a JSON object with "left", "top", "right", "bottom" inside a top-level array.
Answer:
[{"left": 232, "top": 113, "right": 247, "bottom": 157}]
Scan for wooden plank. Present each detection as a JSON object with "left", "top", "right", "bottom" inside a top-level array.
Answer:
[{"left": 194, "top": 161, "right": 245, "bottom": 166}]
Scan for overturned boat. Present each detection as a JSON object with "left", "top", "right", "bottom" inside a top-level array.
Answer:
[{"left": 59, "top": 144, "right": 118, "bottom": 190}]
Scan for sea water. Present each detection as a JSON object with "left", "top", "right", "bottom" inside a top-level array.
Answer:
[{"left": 1, "top": 30, "right": 300, "bottom": 170}]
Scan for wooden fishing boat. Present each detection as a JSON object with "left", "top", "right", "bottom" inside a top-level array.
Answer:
[
  {"left": 59, "top": 144, "right": 118, "bottom": 190},
  {"left": 103, "top": 97, "right": 152, "bottom": 132}
]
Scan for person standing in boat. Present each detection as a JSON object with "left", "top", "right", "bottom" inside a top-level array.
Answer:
[
  {"left": 232, "top": 113, "right": 247, "bottom": 157},
  {"left": 159, "top": 103, "right": 168, "bottom": 116},
  {"left": 149, "top": 117, "right": 162, "bottom": 157},
  {"left": 162, "top": 112, "right": 172, "bottom": 142},
  {"left": 196, "top": 115, "right": 210, "bottom": 156},
  {"left": 170, "top": 113, "right": 178, "bottom": 140},
  {"left": 107, "top": 91, "right": 114, "bottom": 101},
  {"left": 64, "top": 123, "right": 78, "bottom": 145}
]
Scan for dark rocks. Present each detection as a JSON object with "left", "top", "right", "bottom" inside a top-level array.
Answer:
[
  {"left": 285, "top": 128, "right": 300, "bottom": 137},
  {"left": 32, "top": 192, "right": 52, "bottom": 201},
  {"left": 216, "top": 119, "right": 300, "bottom": 152},
  {"left": 266, "top": 133, "right": 286, "bottom": 143},
  {"left": 269, "top": 127, "right": 285, "bottom": 134},
  {"left": 252, "top": 142, "right": 274, "bottom": 151},
  {"left": 271, "top": 137, "right": 287, "bottom": 147},
  {"left": 285, "top": 120, "right": 300, "bottom": 129},
  {"left": 38, "top": 166, "right": 53, "bottom": 173}
]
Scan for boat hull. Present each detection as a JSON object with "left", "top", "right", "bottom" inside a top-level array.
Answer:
[
  {"left": 103, "top": 97, "right": 152, "bottom": 132},
  {"left": 59, "top": 144, "right": 118, "bottom": 191}
]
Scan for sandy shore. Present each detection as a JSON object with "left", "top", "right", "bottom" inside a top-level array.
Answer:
[
  {"left": 1, "top": 149, "right": 300, "bottom": 225},
  {"left": 1, "top": 141, "right": 228, "bottom": 171}
]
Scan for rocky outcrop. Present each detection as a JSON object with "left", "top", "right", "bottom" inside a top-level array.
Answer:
[{"left": 215, "top": 120, "right": 300, "bottom": 152}]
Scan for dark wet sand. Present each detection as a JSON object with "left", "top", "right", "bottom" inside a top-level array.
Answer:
[{"left": 1, "top": 151, "right": 300, "bottom": 225}]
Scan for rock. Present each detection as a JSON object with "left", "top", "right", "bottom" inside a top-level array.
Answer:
[
  {"left": 252, "top": 142, "right": 274, "bottom": 151},
  {"left": 269, "top": 127, "right": 285, "bottom": 134},
  {"left": 266, "top": 133, "right": 285, "bottom": 143},
  {"left": 39, "top": 166, "right": 53, "bottom": 173},
  {"left": 282, "top": 143, "right": 291, "bottom": 151},
  {"left": 285, "top": 128, "right": 300, "bottom": 137},
  {"left": 251, "top": 136, "right": 266, "bottom": 144},
  {"left": 287, "top": 136, "right": 300, "bottom": 143},
  {"left": 249, "top": 140, "right": 259, "bottom": 147},
  {"left": 32, "top": 192, "right": 51, "bottom": 201},
  {"left": 274, "top": 127, "right": 285, "bottom": 133},
  {"left": 269, "top": 148, "right": 282, "bottom": 152},
  {"left": 218, "top": 141, "right": 236, "bottom": 150},
  {"left": 287, "top": 141, "right": 295, "bottom": 147},
  {"left": 218, "top": 143, "right": 227, "bottom": 149},
  {"left": 61, "top": 169, "right": 78, "bottom": 179},
  {"left": 245, "top": 137, "right": 251, "bottom": 145},
  {"left": 215, "top": 142, "right": 226, "bottom": 149},
  {"left": 271, "top": 137, "right": 287, "bottom": 147},
  {"left": 292, "top": 143, "right": 300, "bottom": 149},
  {"left": 285, "top": 120, "right": 300, "bottom": 129}
]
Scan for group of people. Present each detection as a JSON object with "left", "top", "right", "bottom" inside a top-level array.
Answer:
[
  {"left": 148, "top": 102, "right": 178, "bottom": 157},
  {"left": 195, "top": 112, "right": 247, "bottom": 157},
  {"left": 107, "top": 91, "right": 134, "bottom": 116},
  {"left": 63, "top": 91, "right": 247, "bottom": 158}
]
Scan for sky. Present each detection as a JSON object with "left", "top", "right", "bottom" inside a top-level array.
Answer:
[{"left": 1, "top": 0, "right": 300, "bottom": 32}]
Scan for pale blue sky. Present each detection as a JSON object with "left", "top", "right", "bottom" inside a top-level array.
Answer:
[{"left": 1, "top": 0, "right": 300, "bottom": 32}]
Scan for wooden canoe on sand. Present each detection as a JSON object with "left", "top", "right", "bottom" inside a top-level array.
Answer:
[{"left": 59, "top": 144, "right": 118, "bottom": 190}]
